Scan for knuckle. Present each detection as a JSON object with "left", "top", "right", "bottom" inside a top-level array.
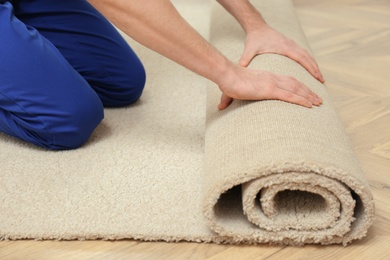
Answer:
[
  {"left": 283, "top": 91, "right": 294, "bottom": 100},
  {"left": 287, "top": 76, "right": 298, "bottom": 83},
  {"left": 298, "top": 52, "right": 306, "bottom": 58},
  {"left": 288, "top": 84, "right": 299, "bottom": 93}
]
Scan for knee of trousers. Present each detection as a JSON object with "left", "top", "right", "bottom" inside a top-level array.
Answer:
[
  {"left": 44, "top": 96, "right": 104, "bottom": 150},
  {"left": 0, "top": 99, "right": 104, "bottom": 151},
  {"left": 49, "top": 103, "right": 104, "bottom": 150},
  {"left": 92, "top": 64, "right": 147, "bottom": 107},
  {"left": 5, "top": 95, "right": 104, "bottom": 151},
  {"left": 121, "top": 66, "right": 146, "bottom": 106},
  {"left": 76, "top": 44, "right": 147, "bottom": 108}
]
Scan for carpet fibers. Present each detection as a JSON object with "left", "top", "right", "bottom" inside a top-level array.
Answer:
[{"left": 0, "top": 0, "right": 374, "bottom": 246}]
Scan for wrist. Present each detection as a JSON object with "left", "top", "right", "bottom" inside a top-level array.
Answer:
[
  {"left": 211, "top": 56, "right": 236, "bottom": 88},
  {"left": 239, "top": 5, "right": 268, "bottom": 34}
]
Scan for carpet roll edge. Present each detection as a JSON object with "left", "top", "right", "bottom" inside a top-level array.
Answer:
[{"left": 202, "top": 161, "right": 375, "bottom": 245}]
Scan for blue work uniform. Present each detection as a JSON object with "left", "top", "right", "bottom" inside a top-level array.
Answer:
[{"left": 0, "top": 0, "right": 146, "bottom": 150}]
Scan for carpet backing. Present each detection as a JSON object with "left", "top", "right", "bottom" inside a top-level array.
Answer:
[{"left": 0, "top": 0, "right": 374, "bottom": 246}]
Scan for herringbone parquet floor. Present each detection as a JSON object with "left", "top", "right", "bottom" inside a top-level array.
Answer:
[{"left": 1, "top": 0, "right": 389, "bottom": 259}]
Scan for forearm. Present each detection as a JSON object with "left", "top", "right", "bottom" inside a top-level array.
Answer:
[
  {"left": 87, "top": 0, "right": 322, "bottom": 110},
  {"left": 88, "top": 0, "right": 231, "bottom": 86},
  {"left": 217, "top": 0, "right": 268, "bottom": 33}
]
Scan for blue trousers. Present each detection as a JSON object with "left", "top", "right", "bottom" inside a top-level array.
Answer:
[{"left": 0, "top": 0, "right": 146, "bottom": 150}]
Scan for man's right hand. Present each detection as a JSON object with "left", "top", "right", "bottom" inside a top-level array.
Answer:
[{"left": 217, "top": 64, "right": 322, "bottom": 110}]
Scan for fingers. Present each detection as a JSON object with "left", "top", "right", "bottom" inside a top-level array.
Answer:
[
  {"left": 301, "top": 49, "right": 324, "bottom": 82},
  {"left": 219, "top": 79, "right": 321, "bottom": 110},
  {"left": 271, "top": 88, "right": 314, "bottom": 108},
  {"left": 277, "top": 76, "right": 322, "bottom": 106},
  {"left": 288, "top": 47, "right": 325, "bottom": 83},
  {"left": 218, "top": 93, "right": 234, "bottom": 110},
  {"left": 264, "top": 75, "right": 322, "bottom": 108},
  {"left": 299, "top": 49, "right": 325, "bottom": 83}
]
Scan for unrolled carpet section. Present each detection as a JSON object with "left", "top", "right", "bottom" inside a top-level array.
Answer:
[{"left": 0, "top": 0, "right": 374, "bottom": 246}]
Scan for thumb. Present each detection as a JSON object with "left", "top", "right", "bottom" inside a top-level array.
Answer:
[
  {"left": 239, "top": 46, "right": 255, "bottom": 67},
  {"left": 218, "top": 93, "right": 234, "bottom": 110}
]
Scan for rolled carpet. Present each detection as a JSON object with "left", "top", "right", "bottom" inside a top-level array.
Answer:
[
  {"left": 0, "top": 0, "right": 374, "bottom": 246},
  {"left": 203, "top": 0, "right": 375, "bottom": 245}
]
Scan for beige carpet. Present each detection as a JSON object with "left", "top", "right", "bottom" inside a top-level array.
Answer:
[{"left": 0, "top": 0, "right": 374, "bottom": 246}]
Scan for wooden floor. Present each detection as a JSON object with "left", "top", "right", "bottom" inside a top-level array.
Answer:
[{"left": 1, "top": 0, "right": 389, "bottom": 259}]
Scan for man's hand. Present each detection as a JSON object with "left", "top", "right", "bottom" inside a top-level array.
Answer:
[
  {"left": 217, "top": 64, "right": 322, "bottom": 110},
  {"left": 240, "top": 24, "right": 324, "bottom": 82},
  {"left": 217, "top": 0, "right": 324, "bottom": 110},
  {"left": 218, "top": 25, "right": 324, "bottom": 110}
]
